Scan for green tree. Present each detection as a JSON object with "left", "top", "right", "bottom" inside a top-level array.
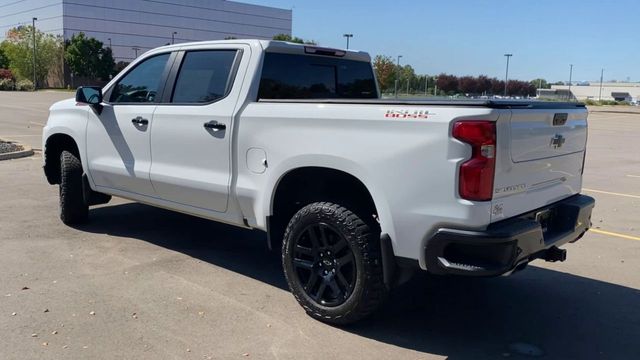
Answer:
[
  {"left": 530, "top": 78, "right": 550, "bottom": 89},
  {"left": 0, "top": 47, "right": 9, "bottom": 68},
  {"left": 65, "top": 32, "right": 115, "bottom": 80},
  {"left": 272, "top": 33, "right": 316, "bottom": 45},
  {"left": 1, "top": 26, "right": 62, "bottom": 86},
  {"left": 372, "top": 55, "right": 395, "bottom": 91}
]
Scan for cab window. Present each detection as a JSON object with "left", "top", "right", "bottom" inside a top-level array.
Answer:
[
  {"left": 110, "top": 54, "right": 170, "bottom": 103},
  {"left": 171, "top": 50, "right": 238, "bottom": 103}
]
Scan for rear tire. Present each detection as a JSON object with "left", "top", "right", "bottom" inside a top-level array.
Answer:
[
  {"left": 282, "top": 202, "right": 387, "bottom": 325},
  {"left": 59, "top": 150, "right": 88, "bottom": 225}
]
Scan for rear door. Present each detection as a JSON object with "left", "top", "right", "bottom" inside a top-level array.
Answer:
[
  {"left": 149, "top": 46, "right": 246, "bottom": 212},
  {"left": 491, "top": 106, "right": 588, "bottom": 221}
]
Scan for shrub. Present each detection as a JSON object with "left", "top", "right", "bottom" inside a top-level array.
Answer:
[
  {"left": 0, "top": 68, "right": 13, "bottom": 80},
  {"left": 15, "top": 79, "right": 34, "bottom": 91},
  {"left": 0, "top": 78, "right": 14, "bottom": 90}
]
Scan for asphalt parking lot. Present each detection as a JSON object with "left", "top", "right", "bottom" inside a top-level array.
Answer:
[{"left": 1, "top": 91, "right": 639, "bottom": 359}]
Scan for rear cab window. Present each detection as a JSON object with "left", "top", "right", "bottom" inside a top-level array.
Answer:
[
  {"left": 171, "top": 50, "right": 238, "bottom": 104},
  {"left": 258, "top": 52, "right": 377, "bottom": 99}
]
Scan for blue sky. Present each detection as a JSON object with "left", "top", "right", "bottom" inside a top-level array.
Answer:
[{"left": 244, "top": 0, "right": 638, "bottom": 82}]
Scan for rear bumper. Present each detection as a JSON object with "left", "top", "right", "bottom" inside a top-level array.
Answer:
[{"left": 425, "top": 194, "right": 595, "bottom": 276}]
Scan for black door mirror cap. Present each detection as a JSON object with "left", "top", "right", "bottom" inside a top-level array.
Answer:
[
  {"left": 75, "top": 86, "right": 103, "bottom": 114},
  {"left": 75, "top": 86, "right": 103, "bottom": 105}
]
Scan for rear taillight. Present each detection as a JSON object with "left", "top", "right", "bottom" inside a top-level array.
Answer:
[{"left": 452, "top": 121, "right": 496, "bottom": 201}]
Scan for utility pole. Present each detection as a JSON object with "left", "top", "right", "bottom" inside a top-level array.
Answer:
[
  {"left": 503, "top": 53, "right": 512, "bottom": 97},
  {"left": 132, "top": 47, "right": 140, "bottom": 58},
  {"left": 32, "top": 17, "right": 37, "bottom": 90},
  {"left": 394, "top": 55, "right": 402, "bottom": 99},
  {"left": 599, "top": 68, "right": 604, "bottom": 101},
  {"left": 171, "top": 31, "right": 177, "bottom": 45},
  {"left": 425, "top": 75, "right": 428, "bottom": 96},
  {"left": 343, "top": 33, "right": 353, "bottom": 49},
  {"left": 108, "top": 38, "right": 112, "bottom": 48},
  {"left": 568, "top": 64, "right": 574, "bottom": 100}
]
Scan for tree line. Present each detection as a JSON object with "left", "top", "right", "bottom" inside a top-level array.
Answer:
[{"left": 373, "top": 55, "right": 549, "bottom": 97}]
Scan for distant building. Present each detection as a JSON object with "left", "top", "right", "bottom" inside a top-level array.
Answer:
[
  {"left": 551, "top": 82, "right": 640, "bottom": 102},
  {"left": 610, "top": 92, "right": 632, "bottom": 102},
  {"left": 1, "top": 0, "right": 292, "bottom": 64}
]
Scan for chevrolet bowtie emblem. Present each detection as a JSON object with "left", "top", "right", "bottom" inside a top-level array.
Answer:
[{"left": 550, "top": 134, "right": 566, "bottom": 149}]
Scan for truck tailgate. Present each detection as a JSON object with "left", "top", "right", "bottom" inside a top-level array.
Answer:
[
  {"left": 510, "top": 109, "right": 587, "bottom": 162},
  {"left": 491, "top": 107, "right": 588, "bottom": 222}
]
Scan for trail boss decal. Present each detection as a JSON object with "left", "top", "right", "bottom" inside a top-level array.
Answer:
[{"left": 385, "top": 109, "right": 432, "bottom": 119}]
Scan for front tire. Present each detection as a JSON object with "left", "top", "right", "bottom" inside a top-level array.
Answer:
[
  {"left": 59, "top": 150, "right": 88, "bottom": 225},
  {"left": 282, "top": 202, "right": 387, "bottom": 325}
]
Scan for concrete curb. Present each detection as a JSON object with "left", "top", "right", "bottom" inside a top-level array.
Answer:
[{"left": 0, "top": 139, "right": 34, "bottom": 161}]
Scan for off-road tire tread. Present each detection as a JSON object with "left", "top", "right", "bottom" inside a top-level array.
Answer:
[
  {"left": 282, "top": 202, "right": 387, "bottom": 325},
  {"left": 59, "top": 151, "right": 88, "bottom": 224}
]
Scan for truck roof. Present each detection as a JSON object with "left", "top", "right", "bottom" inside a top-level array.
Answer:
[{"left": 145, "top": 39, "right": 372, "bottom": 62}]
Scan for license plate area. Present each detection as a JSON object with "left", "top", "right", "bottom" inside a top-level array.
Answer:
[
  {"left": 522, "top": 202, "right": 579, "bottom": 244},
  {"left": 534, "top": 209, "right": 552, "bottom": 233}
]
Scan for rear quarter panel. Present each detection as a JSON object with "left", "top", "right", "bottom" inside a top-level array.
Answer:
[{"left": 235, "top": 102, "right": 503, "bottom": 264}]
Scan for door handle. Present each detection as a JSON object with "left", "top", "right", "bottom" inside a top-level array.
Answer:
[
  {"left": 203, "top": 121, "right": 226, "bottom": 131},
  {"left": 131, "top": 116, "right": 149, "bottom": 125}
]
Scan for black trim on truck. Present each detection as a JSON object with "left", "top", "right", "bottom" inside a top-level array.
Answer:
[
  {"left": 258, "top": 98, "right": 586, "bottom": 109},
  {"left": 425, "top": 194, "right": 595, "bottom": 277}
]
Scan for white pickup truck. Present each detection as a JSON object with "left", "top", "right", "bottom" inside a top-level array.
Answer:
[{"left": 43, "top": 40, "right": 594, "bottom": 324}]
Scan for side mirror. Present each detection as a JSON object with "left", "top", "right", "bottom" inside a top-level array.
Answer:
[
  {"left": 75, "top": 86, "right": 103, "bottom": 105},
  {"left": 75, "top": 86, "right": 103, "bottom": 114}
]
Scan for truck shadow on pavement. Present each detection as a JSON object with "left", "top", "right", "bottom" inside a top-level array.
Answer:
[{"left": 82, "top": 202, "right": 640, "bottom": 360}]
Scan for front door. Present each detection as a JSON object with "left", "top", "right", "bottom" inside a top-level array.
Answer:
[
  {"left": 150, "top": 48, "right": 244, "bottom": 212},
  {"left": 86, "top": 53, "right": 172, "bottom": 196}
]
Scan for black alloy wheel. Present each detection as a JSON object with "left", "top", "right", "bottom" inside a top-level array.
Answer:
[
  {"left": 282, "top": 202, "right": 387, "bottom": 324},
  {"left": 291, "top": 222, "right": 356, "bottom": 307}
]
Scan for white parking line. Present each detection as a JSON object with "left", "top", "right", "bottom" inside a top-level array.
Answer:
[
  {"left": 583, "top": 188, "right": 640, "bottom": 199},
  {"left": 626, "top": 175, "right": 640, "bottom": 178}
]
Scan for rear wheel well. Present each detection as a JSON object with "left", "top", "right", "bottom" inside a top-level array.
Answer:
[
  {"left": 269, "top": 167, "right": 379, "bottom": 251},
  {"left": 44, "top": 134, "right": 80, "bottom": 184}
]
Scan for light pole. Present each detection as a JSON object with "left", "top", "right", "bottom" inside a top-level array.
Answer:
[
  {"left": 568, "top": 64, "right": 574, "bottom": 100},
  {"left": 132, "top": 47, "right": 140, "bottom": 58},
  {"left": 107, "top": 38, "right": 112, "bottom": 49},
  {"left": 598, "top": 68, "right": 604, "bottom": 101},
  {"left": 171, "top": 31, "right": 177, "bottom": 45},
  {"left": 32, "top": 17, "right": 37, "bottom": 90},
  {"left": 424, "top": 75, "right": 428, "bottom": 96},
  {"left": 394, "top": 55, "right": 402, "bottom": 99},
  {"left": 343, "top": 33, "right": 353, "bottom": 49},
  {"left": 503, "top": 53, "right": 512, "bottom": 97}
]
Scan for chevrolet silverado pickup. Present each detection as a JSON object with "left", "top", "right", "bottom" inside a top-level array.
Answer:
[{"left": 42, "top": 40, "right": 595, "bottom": 324}]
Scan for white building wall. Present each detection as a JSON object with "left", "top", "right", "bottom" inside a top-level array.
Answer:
[
  {"left": 1, "top": 0, "right": 291, "bottom": 62},
  {"left": 62, "top": 0, "right": 292, "bottom": 61},
  {"left": 0, "top": 0, "right": 64, "bottom": 40},
  {"left": 552, "top": 83, "right": 640, "bottom": 101}
]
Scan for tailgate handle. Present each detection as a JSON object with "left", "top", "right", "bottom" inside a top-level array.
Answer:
[{"left": 553, "top": 113, "right": 568, "bottom": 126}]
